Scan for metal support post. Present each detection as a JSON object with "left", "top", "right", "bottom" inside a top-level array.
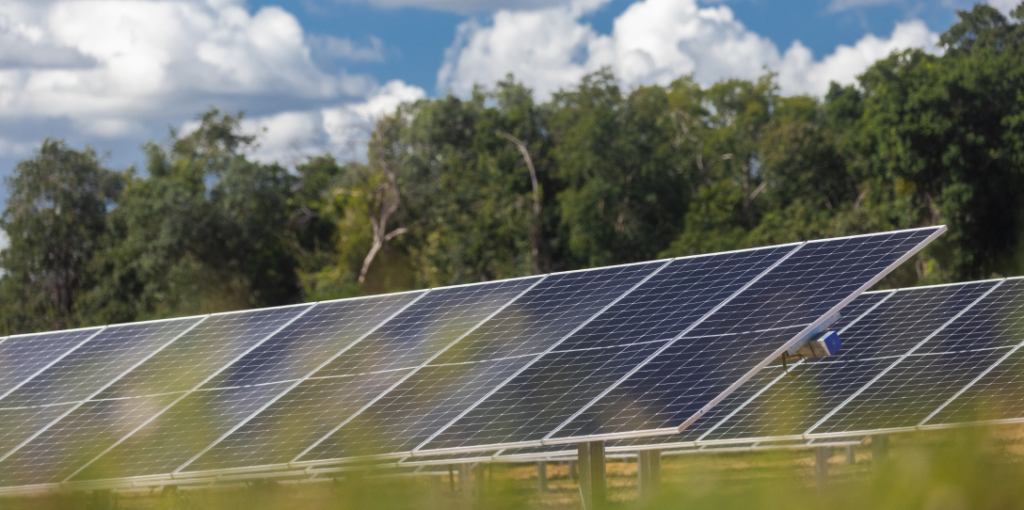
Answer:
[
  {"left": 578, "top": 442, "right": 606, "bottom": 510},
  {"left": 537, "top": 461, "right": 548, "bottom": 492},
  {"left": 93, "top": 489, "right": 113, "bottom": 510},
  {"left": 449, "top": 465, "right": 455, "bottom": 492},
  {"left": 872, "top": 434, "right": 889, "bottom": 465},
  {"left": 846, "top": 444, "right": 856, "bottom": 465},
  {"left": 569, "top": 459, "right": 578, "bottom": 481},
  {"left": 815, "top": 447, "right": 830, "bottom": 490},
  {"left": 637, "top": 449, "right": 661, "bottom": 500},
  {"left": 458, "top": 463, "right": 472, "bottom": 508}
]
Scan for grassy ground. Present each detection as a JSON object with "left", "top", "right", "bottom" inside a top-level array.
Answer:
[{"left": 5, "top": 425, "right": 1024, "bottom": 510}]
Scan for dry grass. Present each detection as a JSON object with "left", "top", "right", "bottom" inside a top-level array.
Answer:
[{"left": 5, "top": 424, "right": 1024, "bottom": 509}]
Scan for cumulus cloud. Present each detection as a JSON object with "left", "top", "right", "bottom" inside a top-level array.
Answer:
[
  {"left": 988, "top": 0, "right": 1021, "bottom": 14},
  {"left": 332, "top": 0, "right": 581, "bottom": 14},
  {"left": 211, "top": 79, "right": 427, "bottom": 166},
  {"left": 438, "top": 0, "right": 941, "bottom": 98},
  {"left": 0, "top": 0, "right": 422, "bottom": 171}
]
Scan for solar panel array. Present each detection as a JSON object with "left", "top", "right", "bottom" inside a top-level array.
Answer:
[
  {"left": 0, "top": 227, "right": 941, "bottom": 494},
  {"left": 582, "top": 276, "right": 1024, "bottom": 455}
]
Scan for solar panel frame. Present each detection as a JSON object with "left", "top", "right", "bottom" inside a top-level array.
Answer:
[
  {"left": 0, "top": 316, "right": 211, "bottom": 469},
  {"left": 799, "top": 279, "right": 1005, "bottom": 439},
  {"left": 405, "top": 244, "right": 804, "bottom": 456},
  {"left": 58, "top": 303, "right": 319, "bottom": 483},
  {"left": 541, "top": 227, "right": 945, "bottom": 445},
  {"left": 165, "top": 289, "right": 439, "bottom": 475}
]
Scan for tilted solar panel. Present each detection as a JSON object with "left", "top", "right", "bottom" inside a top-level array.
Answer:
[
  {"left": 0, "top": 305, "right": 312, "bottom": 487},
  {"left": 605, "top": 276, "right": 1024, "bottom": 452},
  {"left": 416, "top": 228, "right": 941, "bottom": 454},
  {"left": 0, "top": 227, "right": 943, "bottom": 493}
]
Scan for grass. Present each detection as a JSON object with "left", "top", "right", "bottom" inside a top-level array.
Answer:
[{"left": 5, "top": 424, "right": 1024, "bottom": 509}]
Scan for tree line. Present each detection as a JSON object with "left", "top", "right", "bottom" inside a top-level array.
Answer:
[{"left": 1, "top": 4, "right": 1022, "bottom": 334}]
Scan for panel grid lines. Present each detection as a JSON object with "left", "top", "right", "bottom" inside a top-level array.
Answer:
[
  {"left": 277, "top": 278, "right": 545, "bottom": 466},
  {"left": 541, "top": 242, "right": 807, "bottom": 442},
  {"left": 916, "top": 279, "right": 1024, "bottom": 427},
  {"left": 0, "top": 327, "right": 107, "bottom": 404},
  {"left": 802, "top": 278, "right": 1005, "bottom": 436},
  {"left": 0, "top": 227, "right": 950, "bottom": 491},
  {"left": 0, "top": 315, "right": 213, "bottom": 466},
  {"left": 409, "top": 258, "right": 678, "bottom": 454},
  {"left": 170, "top": 290, "right": 438, "bottom": 474},
  {"left": 61, "top": 304, "right": 318, "bottom": 483}
]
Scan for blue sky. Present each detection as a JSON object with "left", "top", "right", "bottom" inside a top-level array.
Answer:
[
  {"left": 0, "top": 0, "right": 1015, "bottom": 202},
  {"left": 248, "top": 0, "right": 973, "bottom": 95}
]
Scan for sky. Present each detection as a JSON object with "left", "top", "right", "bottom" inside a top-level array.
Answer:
[{"left": 0, "top": 0, "right": 1019, "bottom": 200}]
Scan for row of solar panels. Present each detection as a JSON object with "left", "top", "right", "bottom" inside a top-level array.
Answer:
[
  {"left": 0, "top": 228, "right": 939, "bottom": 494},
  {"left": 398, "top": 276, "right": 1024, "bottom": 467}
]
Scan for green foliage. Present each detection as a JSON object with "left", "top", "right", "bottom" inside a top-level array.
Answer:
[
  {"left": 3, "top": 3, "right": 1024, "bottom": 331},
  {"left": 0, "top": 139, "right": 123, "bottom": 333}
]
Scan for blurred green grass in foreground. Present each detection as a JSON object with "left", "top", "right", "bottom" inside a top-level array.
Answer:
[{"left": 5, "top": 425, "right": 1024, "bottom": 510}]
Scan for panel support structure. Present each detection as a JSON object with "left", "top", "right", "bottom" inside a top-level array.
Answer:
[
  {"left": 846, "top": 445, "right": 856, "bottom": 465},
  {"left": 537, "top": 461, "right": 547, "bottom": 492},
  {"left": 578, "top": 442, "right": 606, "bottom": 510},
  {"left": 872, "top": 434, "right": 889, "bottom": 465},
  {"left": 458, "top": 463, "right": 472, "bottom": 508},
  {"left": 815, "top": 447, "right": 830, "bottom": 490},
  {"left": 637, "top": 449, "right": 661, "bottom": 501},
  {"left": 92, "top": 489, "right": 113, "bottom": 510}
]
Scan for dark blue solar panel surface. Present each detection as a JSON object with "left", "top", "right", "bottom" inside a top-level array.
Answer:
[
  {"left": 547, "top": 228, "right": 940, "bottom": 441},
  {"left": 415, "top": 246, "right": 797, "bottom": 452},
  {"left": 75, "top": 293, "right": 421, "bottom": 480},
  {"left": 701, "top": 281, "right": 995, "bottom": 442},
  {"left": 0, "top": 305, "right": 311, "bottom": 486},
  {"left": 299, "top": 261, "right": 669, "bottom": 462},
  {"left": 185, "top": 278, "right": 540, "bottom": 472},
  {"left": 810, "top": 279, "right": 1016, "bottom": 434}
]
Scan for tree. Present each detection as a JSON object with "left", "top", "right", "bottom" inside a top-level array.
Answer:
[
  {"left": 0, "top": 139, "right": 122, "bottom": 333},
  {"left": 82, "top": 109, "right": 302, "bottom": 322}
]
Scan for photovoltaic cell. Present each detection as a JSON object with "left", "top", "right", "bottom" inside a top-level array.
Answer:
[
  {"left": 701, "top": 281, "right": 995, "bottom": 442},
  {"left": 0, "top": 305, "right": 311, "bottom": 486},
  {"left": 0, "top": 328, "right": 104, "bottom": 398},
  {"left": 185, "top": 278, "right": 540, "bottom": 472},
  {"left": 74, "top": 292, "right": 421, "bottom": 479},
  {"left": 607, "top": 291, "right": 897, "bottom": 449},
  {"left": 547, "top": 228, "right": 940, "bottom": 442},
  {"left": 810, "top": 279, "right": 1016, "bottom": 435},
  {"left": 299, "top": 261, "right": 667, "bottom": 462},
  {"left": 0, "top": 318, "right": 201, "bottom": 463}
]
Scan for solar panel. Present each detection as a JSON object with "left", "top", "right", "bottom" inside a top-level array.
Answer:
[
  {"left": 697, "top": 281, "right": 997, "bottom": 443},
  {"left": 182, "top": 277, "right": 542, "bottom": 472},
  {"left": 0, "top": 318, "right": 201, "bottom": 467},
  {"left": 0, "top": 227, "right": 944, "bottom": 493},
  {"left": 414, "top": 228, "right": 941, "bottom": 455},
  {"left": 0, "top": 305, "right": 312, "bottom": 487},
  {"left": 69, "top": 292, "right": 422, "bottom": 481},
  {"left": 603, "top": 277, "right": 1024, "bottom": 451},
  {"left": 810, "top": 279, "right": 1020, "bottom": 435}
]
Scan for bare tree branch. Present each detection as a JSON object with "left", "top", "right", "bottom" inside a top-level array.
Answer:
[
  {"left": 358, "top": 121, "right": 408, "bottom": 284},
  {"left": 497, "top": 130, "right": 542, "bottom": 274},
  {"left": 674, "top": 109, "right": 732, "bottom": 187}
]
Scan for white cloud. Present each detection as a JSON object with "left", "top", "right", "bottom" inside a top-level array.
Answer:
[
  {"left": 308, "top": 34, "right": 385, "bottom": 63},
  {"left": 0, "top": 0, "right": 423, "bottom": 170},
  {"left": 438, "top": 0, "right": 941, "bottom": 98},
  {"left": 988, "top": 0, "right": 1020, "bottom": 14},
  {"left": 331, "top": 0, "right": 579, "bottom": 14},
  {"left": 227, "top": 79, "right": 426, "bottom": 166}
]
